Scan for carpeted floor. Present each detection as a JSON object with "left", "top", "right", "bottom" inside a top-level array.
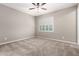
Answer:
[{"left": 0, "top": 37, "right": 79, "bottom": 56}]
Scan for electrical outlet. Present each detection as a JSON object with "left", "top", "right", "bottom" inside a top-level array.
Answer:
[
  {"left": 4, "top": 37, "right": 7, "bottom": 40},
  {"left": 62, "top": 36, "right": 64, "bottom": 39}
]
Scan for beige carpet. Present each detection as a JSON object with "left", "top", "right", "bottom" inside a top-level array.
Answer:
[{"left": 0, "top": 37, "right": 79, "bottom": 56}]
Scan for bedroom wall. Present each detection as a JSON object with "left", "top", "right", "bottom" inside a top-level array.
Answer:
[
  {"left": 35, "top": 6, "right": 77, "bottom": 43},
  {"left": 0, "top": 4, "right": 35, "bottom": 44},
  {"left": 77, "top": 4, "right": 79, "bottom": 44}
]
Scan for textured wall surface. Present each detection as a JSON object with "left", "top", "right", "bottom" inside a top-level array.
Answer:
[{"left": 0, "top": 4, "right": 35, "bottom": 44}]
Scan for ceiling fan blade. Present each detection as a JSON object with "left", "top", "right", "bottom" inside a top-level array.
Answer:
[
  {"left": 41, "top": 3, "right": 46, "bottom": 6},
  {"left": 32, "top": 3, "right": 36, "bottom": 6},
  {"left": 41, "top": 8, "right": 47, "bottom": 10},
  {"left": 29, "top": 8, "right": 35, "bottom": 10}
]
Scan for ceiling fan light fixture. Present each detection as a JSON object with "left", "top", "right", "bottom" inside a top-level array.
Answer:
[{"left": 29, "top": 3, "right": 47, "bottom": 10}]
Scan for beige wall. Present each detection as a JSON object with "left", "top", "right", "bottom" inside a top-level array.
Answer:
[
  {"left": 35, "top": 6, "right": 77, "bottom": 43},
  {"left": 77, "top": 4, "right": 79, "bottom": 44},
  {"left": 0, "top": 4, "right": 35, "bottom": 44}
]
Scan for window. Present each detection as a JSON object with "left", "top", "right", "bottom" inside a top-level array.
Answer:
[{"left": 39, "top": 16, "right": 54, "bottom": 32}]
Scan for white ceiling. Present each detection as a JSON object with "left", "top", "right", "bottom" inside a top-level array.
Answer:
[{"left": 2, "top": 3, "right": 77, "bottom": 16}]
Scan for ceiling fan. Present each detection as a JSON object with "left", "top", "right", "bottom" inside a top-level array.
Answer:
[{"left": 29, "top": 3, "right": 47, "bottom": 10}]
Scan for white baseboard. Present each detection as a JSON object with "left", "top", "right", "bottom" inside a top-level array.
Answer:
[
  {"left": 0, "top": 35, "right": 78, "bottom": 48},
  {"left": 37, "top": 36, "right": 77, "bottom": 45},
  {"left": 37, "top": 36, "right": 79, "bottom": 49},
  {"left": 0, "top": 36, "right": 35, "bottom": 46}
]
